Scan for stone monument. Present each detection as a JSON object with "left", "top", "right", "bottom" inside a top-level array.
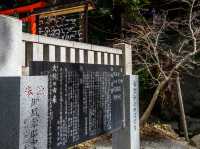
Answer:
[
  {"left": 0, "top": 76, "right": 48, "bottom": 149},
  {"left": 0, "top": 15, "right": 22, "bottom": 76}
]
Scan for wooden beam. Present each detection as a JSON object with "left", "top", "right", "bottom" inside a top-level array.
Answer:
[
  {"left": 0, "top": 2, "right": 46, "bottom": 15},
  {"left": 39, "top": 4, "right": 94, "bottom": 17}
]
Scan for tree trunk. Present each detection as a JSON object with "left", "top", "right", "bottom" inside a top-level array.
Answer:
[
  {"left": 140, "top": 79, "right": 168, "bottom": 126},
  {"left": 176, "top": 75, "right": 189, "bottom": 141}
]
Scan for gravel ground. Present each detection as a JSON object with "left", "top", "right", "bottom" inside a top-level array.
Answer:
[
  {"left": 92, "top": 138, "right": 197, "bottom": 149},
  {"left": 140, "top": 138, "right": 197, "bottom": 149}
]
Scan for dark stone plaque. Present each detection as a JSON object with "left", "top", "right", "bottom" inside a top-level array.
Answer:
[{"left": 30, "top": 61, "right": 124, "bottom": 149}]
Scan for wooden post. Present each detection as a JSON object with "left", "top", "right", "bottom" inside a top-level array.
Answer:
[
  {"left": 83, "top": 2, "right": 88, "bottom": 43},
  {"left": 176, "top": 74, "right": 189, "bottom": 141}
]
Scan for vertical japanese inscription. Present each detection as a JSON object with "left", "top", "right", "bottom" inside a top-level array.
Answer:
[
  {"left": 129, "top": 75, "right": 140, "bottom": 149},
  {"left": 20, "top": 76, "right": 48, "bottom": 149},
  {"left": 30, "top": 62, "right": 123, "bottom": 149}
]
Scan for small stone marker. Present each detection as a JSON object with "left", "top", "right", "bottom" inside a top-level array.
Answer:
[
  {"left": 20, "top": 76, "right": 48, "bottom": 149},
  {"left": 0, "top": 76, "right": 48, "bottom": 149},
  {"left": 113, "top": 75, "right": 140, "bottom": 149}
]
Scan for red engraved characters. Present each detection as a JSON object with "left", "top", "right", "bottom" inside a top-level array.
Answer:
[
  {"left": 25, "top": 85, "right": 46, "bottom": 97},
  {"left": 25, "top": 85, "right": 33, "bottom": 97}
]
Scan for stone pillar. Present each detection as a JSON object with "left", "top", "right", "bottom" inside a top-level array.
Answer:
[
  {"left": 0, "top": 15, "right": 22, "bottom": 76},
  {"left": 113, "top": 43, "right": 132, "bottom": 75},
  {"left": 112, "top": 75, "right": 140, "bottom": 149},
  {"left": 112, "top": 43, "right": 138, "bottom": 149},
  {"left": 92, "top": 43, "right": 135, "bottom": 149}
]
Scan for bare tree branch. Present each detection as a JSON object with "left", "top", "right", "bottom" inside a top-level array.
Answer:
[{"left": 128, "top": 0, "right": 200, "bottom": 127}]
